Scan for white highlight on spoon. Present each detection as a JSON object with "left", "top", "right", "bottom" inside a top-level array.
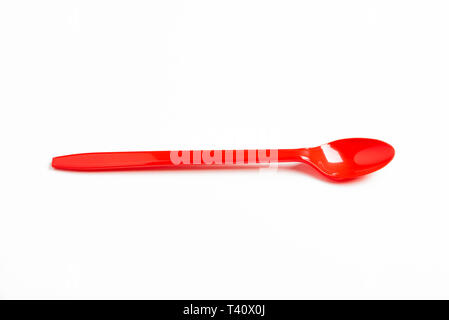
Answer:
[{"left": 321, "top": 144, "right": 343, "bottom": 163}]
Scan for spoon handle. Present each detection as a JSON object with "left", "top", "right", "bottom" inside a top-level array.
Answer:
[{"left": 52, "top": 149, "right": 304, "bottom": 171}]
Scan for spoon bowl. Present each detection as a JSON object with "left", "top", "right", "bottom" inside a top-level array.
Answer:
[{"left": 302, "top": 138, "right": 395, "bottom": 180}]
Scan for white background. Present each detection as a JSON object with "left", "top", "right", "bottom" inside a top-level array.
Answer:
[{"left": 1, "top": 1, "right": 448, "bottom": 299}]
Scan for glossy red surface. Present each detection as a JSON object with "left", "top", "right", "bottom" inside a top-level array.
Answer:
[
  {"left": 52, "top": 138, "right": 394, "bottom": 180},
  {"left": 301, "top": 138, "right": 395, "bottom": 180}
]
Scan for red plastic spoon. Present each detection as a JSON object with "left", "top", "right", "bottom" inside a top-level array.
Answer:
[{"left": 52, "top": 138, "right": 394, "bottom": 180}]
